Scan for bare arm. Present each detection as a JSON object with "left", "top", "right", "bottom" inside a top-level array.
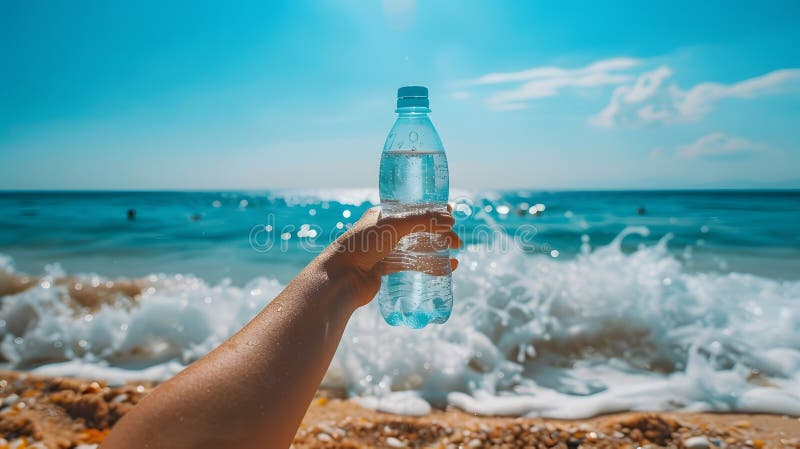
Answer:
[{"left": 101, "top": 207, "right": 458, "bottom": 449}]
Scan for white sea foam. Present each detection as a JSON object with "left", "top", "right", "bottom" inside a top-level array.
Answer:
[
  {"left": 333, "top": 227, "right": 800, "bottom": 417},
  {"left": 1, "top": 227, "right": 799, "bottom": 418}
]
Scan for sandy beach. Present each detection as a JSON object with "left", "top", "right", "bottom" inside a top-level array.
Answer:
[
  {"left": 1, "top": 371, "right": 797, "bottom": 449},
  {"left": 5, "top": 0, "right": 800, "bottom": 445}
]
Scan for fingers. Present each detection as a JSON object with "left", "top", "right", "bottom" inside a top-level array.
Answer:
[
  {"left": 373, "top": 256, "right": 459, "bottom": 277},
  {"left": 392, "top": 231, "right": 461, "bottom": 253},
  {"left": 352, "top": 207, "right": 381, "bottom": 229},
  {"left": 339, "top": 207, "right": 461, "bottom": 273},
  {"left": 354, "top": 210, "right": 453, "bottom": 266},
  {"left": 444, "top": 230, "right": 462, "bottom": 249},
  {"left": 377, "top": 210, "right": 455, "bottom": 241}
]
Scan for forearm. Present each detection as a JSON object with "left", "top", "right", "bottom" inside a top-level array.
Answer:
[
  {"left": 102, "top": 252, "right": 359, "bottom": 449},
  {"left": 101, "top": 207, "right": 456, "bottom": 449}
]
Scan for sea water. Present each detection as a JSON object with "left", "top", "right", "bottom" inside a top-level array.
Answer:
[
  {"left": 1, "top": 190, "right": 799, "bottom": 417},
  {"left": 379, "top": 151, "right": 451, "bottom": 329}
]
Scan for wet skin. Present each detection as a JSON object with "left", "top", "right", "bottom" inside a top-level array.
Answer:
[{"left": 101, "top": 207, "right": 460, "bottom": 449}]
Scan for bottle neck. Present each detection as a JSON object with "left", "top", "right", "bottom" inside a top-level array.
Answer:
[{"left": 395, "top": 106, "right": 431, "bottom": 116}]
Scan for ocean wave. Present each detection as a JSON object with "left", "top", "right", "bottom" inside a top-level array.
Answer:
[{"left": 1, "top": 227, "right": 799, "bottom": 418}]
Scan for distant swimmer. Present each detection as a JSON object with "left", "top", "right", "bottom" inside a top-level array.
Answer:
[
  {"left": 637, "top": 207, "right": 646, "bottom": 215},
  {"left": 127, "top": 209, "right": 136, "bottom": 220}
]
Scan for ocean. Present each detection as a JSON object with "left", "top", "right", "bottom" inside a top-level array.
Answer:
[{"left": 1, "top": 189, "right": 799, "bottom": 418}]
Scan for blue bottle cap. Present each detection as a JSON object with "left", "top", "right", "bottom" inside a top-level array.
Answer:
[{"left": 397, "top": 86, "right": 429, "bottom": 108}]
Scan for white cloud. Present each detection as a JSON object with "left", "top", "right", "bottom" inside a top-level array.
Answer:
[
  {"left": 590, "top": 66, "right": 673, "bottom": 127},
  {"left": 675, "top": 132, "right": 767, "bottom": 159},
  {"left": 487, "top": 71, "right": 633, "bottom": 110},
  {"left": 460, "top": 57, "right": 641, "bottom": 110},
  {"left": 450, "top": 91, "right": 471, "bottom": 100},
  {"left": 677, "top": 69, "right": 800, "bottom": 120},
  {"left": 460, "top": 56, "right": 800, "bottom": 119},
  {"left": 464, "top": 57, "right": 640, "bottom": 86},
  {"left": 592, "top": 67, "right": 800, "bottom": 127},
  {"left": 649, "top": 147, "right": 664, "bottom": 159}
]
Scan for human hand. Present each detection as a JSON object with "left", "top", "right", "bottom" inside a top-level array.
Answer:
[{"left": 322, "top": 206, "right": 461, "bottom": 308}]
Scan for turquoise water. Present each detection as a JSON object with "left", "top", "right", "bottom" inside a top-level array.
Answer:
[
  {"left": 1, "top": 189, "right": 799, "bottom": 417},
  {"left": 1, "top": 189, "right": 797, "bottom": 283}
]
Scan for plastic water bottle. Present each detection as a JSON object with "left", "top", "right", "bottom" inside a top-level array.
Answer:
[{"left": 378, "top": 86, "right": 452, "bottom": 329}]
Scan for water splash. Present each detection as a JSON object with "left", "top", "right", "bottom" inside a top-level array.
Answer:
[{"left": 1, "top": 227, "right": 799, "bottom": 417}]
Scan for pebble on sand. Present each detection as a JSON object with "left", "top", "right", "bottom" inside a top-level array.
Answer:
[
  {"left": 683, "top": 435, "right": 711, "bottom": 449},
  {"left": 385, "top": 436, "right": 406, "bottom": 447}
]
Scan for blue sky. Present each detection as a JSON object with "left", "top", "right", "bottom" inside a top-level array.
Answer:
[{"left": 1, "top": 0, "right": 799, "bottom": 190}]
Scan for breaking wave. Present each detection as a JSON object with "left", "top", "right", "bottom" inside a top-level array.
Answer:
[{"left": 1, "top": 227, "right": 799, "bottom": 418}]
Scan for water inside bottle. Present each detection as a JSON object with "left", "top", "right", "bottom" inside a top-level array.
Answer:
[{"left": 379, "top": 150, "right": 451, "bottom": 328}]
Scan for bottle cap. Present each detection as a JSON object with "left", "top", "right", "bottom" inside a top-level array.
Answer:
[{"left": 397, "top": 86, "right": 429, "bottom": 108}]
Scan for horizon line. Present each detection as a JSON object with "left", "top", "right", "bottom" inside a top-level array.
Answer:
[{"left": 1, "top": 187, "right": 799, "bottom": 194}]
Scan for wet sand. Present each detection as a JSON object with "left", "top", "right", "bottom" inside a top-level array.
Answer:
[{"left": 0, "top": 370, "right": 797, "bottom": 448}]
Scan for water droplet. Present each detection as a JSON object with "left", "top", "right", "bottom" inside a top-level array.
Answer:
[
  {"left": 308, "top": 208, "right": 317, "bottom": 216},
  {"left": 342, "top": 210, "right": 352, "bottom": 218},
  {"left": 408, "top": 131, "right": 418, "bottom": 142},
  {"left": 550, "top": 250, "right": 560, "bottom": 258}
]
